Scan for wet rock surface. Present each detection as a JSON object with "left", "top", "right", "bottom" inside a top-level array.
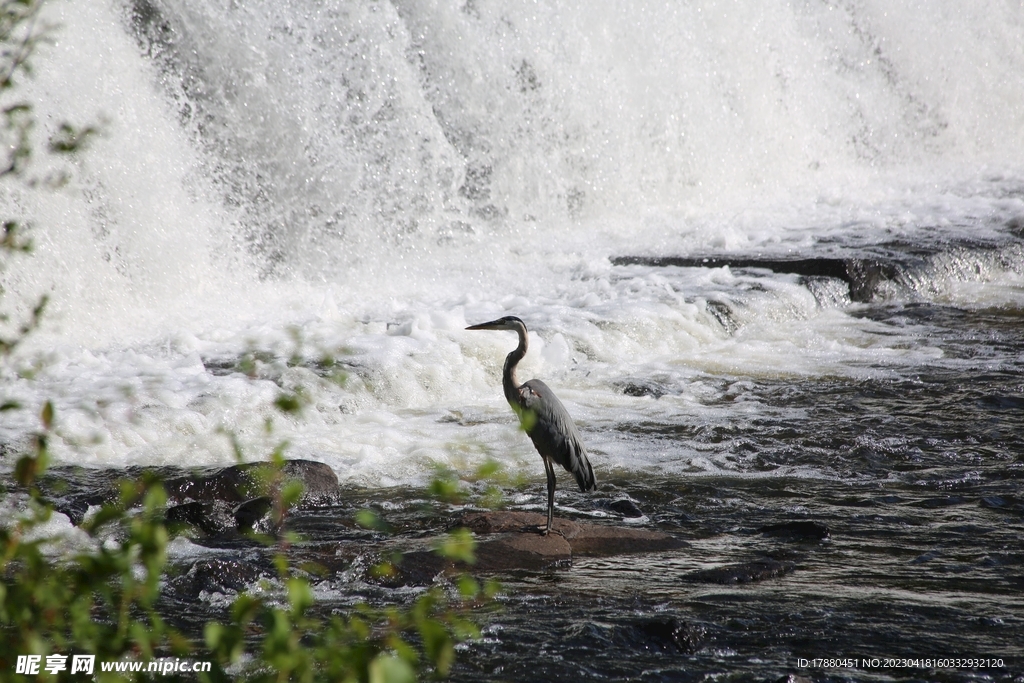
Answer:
[
  {"left": 620, "top": 617, "right": 706, "bottom": 654},
  {"left": 166, "top": 500, "right": 238, "bottom": 536},
  {"left": 40, "top": 459, "right": 340, "bottom": 538},
  {"left": 165, "top": 459, "right": 339, "bottom": 506},
  {"left": 684, "top": 559, "right": 796, "bottom": 585},
  {"left": 472, "top": 527, "right": 573, "bottom": 571},
  {"left": 605, "top": 498, "right": 645, "bottom": 518},
  {"left": 234, "top": 495, "right": 277, "bottom": 534},
  {"left": 611, "top": 254, "right": 903, "bottom": 302},
  {"left": 168, "top": 557, "right": 277, "bottom": 600},
  {"left": 461, "top": 510, "right": 684, "bottom": 556},
  {"left": 385, "top": 511, "right": 686, "bottom": 585}
]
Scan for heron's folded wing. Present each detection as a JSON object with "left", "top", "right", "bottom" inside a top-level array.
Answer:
[{"left": 519, "top": 379, "right": 596, "bottom": 492}]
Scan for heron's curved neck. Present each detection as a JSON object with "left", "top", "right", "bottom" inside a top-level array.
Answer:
[{"left": 502, "top": 324, "right": 528, "bottom": 407}]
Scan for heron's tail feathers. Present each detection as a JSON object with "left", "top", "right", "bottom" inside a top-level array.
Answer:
[{"left": 572, "top": 448, "right": 597, "bottom": 493}]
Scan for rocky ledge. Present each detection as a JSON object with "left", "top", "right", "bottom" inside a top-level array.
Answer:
[
  {"left": 44, "top": 459, "right": 340, "bottom": 534},
  {"left": 387, "top": 510, "right": 686, "bottom": 586}
]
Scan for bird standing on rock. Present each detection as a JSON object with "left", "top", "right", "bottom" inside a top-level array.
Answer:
[{"left": 466, "top": 316, "right": 596, "bottom": 535}]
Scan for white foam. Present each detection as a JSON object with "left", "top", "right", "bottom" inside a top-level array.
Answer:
[{"left": 1, "top": 0, "right": 1022, "bottom": 486}]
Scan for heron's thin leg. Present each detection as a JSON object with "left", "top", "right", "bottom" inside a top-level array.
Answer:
[{"left": 543, "top": 457, "right": 556, "bottom": 535}]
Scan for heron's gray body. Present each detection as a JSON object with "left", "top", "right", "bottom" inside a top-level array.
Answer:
[
  {"left": 513, "top": 378, "right": 596, "bottom": 493},
  {"left": 468, "top": 315, "right": 596, "bottom": 533}
]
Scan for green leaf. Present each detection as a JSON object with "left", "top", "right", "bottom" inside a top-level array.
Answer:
[
  {"left": 48, "top": 123, "right": 98, "bottom": 154},
  {"left": 286, "top": 577, "right": 313, "bottom": 615},
  {"left": 479, "top": 483, "right": 505, "bottom": 510},
  {"left": 274, "top": 390, "right": 307, "bottom": 414},
  {"left": 40, "top": 401, "right": 53, "bottom": 429},
  {"left": 516, "top": 406, "right": 538, "bottom": 433},
  {"left": 433, "top": 527, "right": 476, "bottom": 565},
  {"left": 474, "top": 458, "right": 503, "bottom": 479},
  {"left": 14, "top": 453, "right": 44, "bottom": 486},
  {"left": 428, "top": 464, "right": 463, "bottom": 504},
  {"left": 356, "top": 508, "right": 393, "bottom": 534},
  {"left": 369, "top": 655, "right": 416, "bottom": 683},
  {"left": 369, "top": 560, "right": 397, "bottom": 580},
  {"left": 417, "top": 619, "right": 455, "bottom": 675},
  {"left": 456, "top": 574, "right": 480, "bottom": 600},
  {"left": 280, "top": 479, "right": 305, "bottom": 508}
]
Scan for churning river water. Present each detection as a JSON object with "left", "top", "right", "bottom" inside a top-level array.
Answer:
[{"left": 2, "top": 0, "right": 1023, "bottom": 680}]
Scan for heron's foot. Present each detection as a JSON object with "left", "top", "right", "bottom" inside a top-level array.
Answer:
[{"left": 536, "top": 525, "right": 565, "bottom": 538}]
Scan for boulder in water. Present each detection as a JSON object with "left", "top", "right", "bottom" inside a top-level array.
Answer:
[
  {"left": 164, "top": 459, "right": 339, "bottom": 506},
  {"left": 684, "top": 559, "right": 795, "bottom": 584}
]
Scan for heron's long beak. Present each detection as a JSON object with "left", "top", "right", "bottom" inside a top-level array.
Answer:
[{"left": 466, "top": 319, "right": 508, "bottom": 331}]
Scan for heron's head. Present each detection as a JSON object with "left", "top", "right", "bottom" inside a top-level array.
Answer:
[{"left": 465, "top": 315, "right": 527, "bottom": 332}]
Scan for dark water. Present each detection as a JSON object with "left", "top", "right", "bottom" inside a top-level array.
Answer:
[{"left": 436, "top": 299, "right": 1023, "bottom": 682}]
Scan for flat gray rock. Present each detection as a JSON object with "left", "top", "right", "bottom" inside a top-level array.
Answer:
[
  {"left": 378, "top": 511, "right": 688, "bottom": 589},
  {"left": 473, "top": 528, "right": 573, "bottom": 571},
  {"left": 462, "top": 510, "right": 685, "bottom": 561},
  {"left": 374, "top": 511, "right": 686, "bottom": 586}
]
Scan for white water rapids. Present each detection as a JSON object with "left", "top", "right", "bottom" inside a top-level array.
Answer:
[{"left": 1, "top": 0, "right": 1022, "bottom": 488}]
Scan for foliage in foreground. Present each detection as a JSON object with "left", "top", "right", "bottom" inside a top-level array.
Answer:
[
  {"left": 1, "top": 412, "right": 490, "bottom": 683},
  {"left": 0, "top": 1, "right": 489, "bottom": 680}
]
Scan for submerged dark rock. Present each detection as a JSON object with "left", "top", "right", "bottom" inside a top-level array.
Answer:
[
  {"left": 620, "top": 381, "right": 668, "bottom": 399},
  {"left": 51, "top": 496, "right": 102, "bottom": 527},
  {"left": 979, "top": 495, "right": 1023, "bottom": 511},
  {"left": 912, "top": 495, "right": 970, "bottom": 508},
  {"left": 684, "top": 559, "right": 795, "bottom": 584},
  {"left": 620, "top": 617, "right": 706, "bottom": 654},
  {"left": 169, "top": 557, "right": 276, "bottom": 598},
  {"left": 607, "top": 498, "right": 645, "bottom": 518},
  {"left": 369, "top": 550, "right": 451, "bottom": 588},
  {"left": 758, "top": 521, "right": 831, "bottom": 541},
  {"left": 37, "top": 467, "right": 118, "bottom": 526},
  {"left": 163, "top": 459, "right": 337, "bottom": 536}
]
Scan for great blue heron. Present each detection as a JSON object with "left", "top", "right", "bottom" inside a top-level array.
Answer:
[{"left": 466, "top": 316, "right": 596, "bottom": 535}]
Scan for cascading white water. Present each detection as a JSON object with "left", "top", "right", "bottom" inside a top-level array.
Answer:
[
  {"left": 1, "top": 0, "right": 1022, "bottom": 482},
  {"left": 132, "top": 0, "right": 1024, "bottom": 249}
]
